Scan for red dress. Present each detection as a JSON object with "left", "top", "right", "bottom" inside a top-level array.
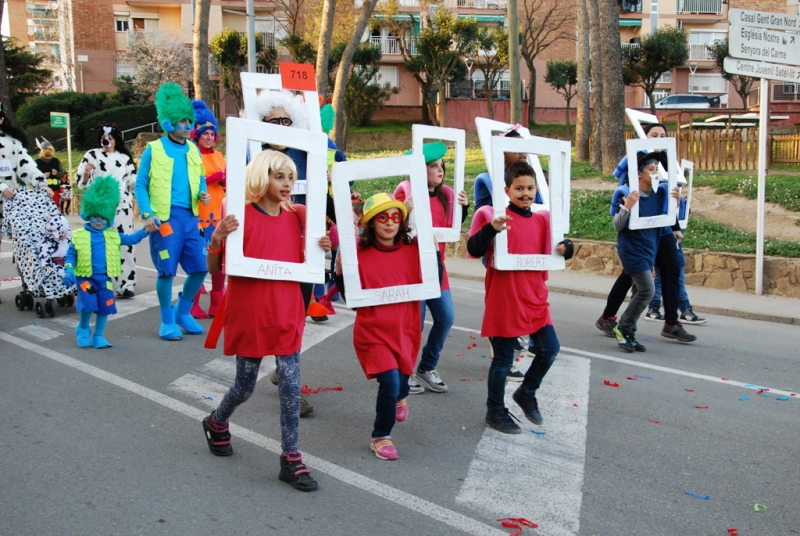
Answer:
[
  {"left": 353, "top": 239, "right": 422, "bottom": 378},
  {"left": 481, "top": 209, "right": 553, "bottom": 338},
  {"left": 223, "top": 204, "right": 306, "bottom": 357}
]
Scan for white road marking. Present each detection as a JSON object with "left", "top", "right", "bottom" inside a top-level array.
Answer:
[
  {"left": 1, "top": 276, "right": 22, "bottom": 289},
  {"left": 0, "top": 331, "right": 506, "bottom": 536},
  {"left": 457, "top": 353, "right": 590, "bottom": 536},
  {"left": 1, "top": 251, "right": 13, "bottom": 259}
]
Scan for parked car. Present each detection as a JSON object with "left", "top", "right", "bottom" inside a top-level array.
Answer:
[{"left": 654, "top": 94, "right": 711, "bottom": 109}]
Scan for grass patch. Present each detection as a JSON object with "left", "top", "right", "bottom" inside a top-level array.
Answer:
[
  {"left": 569, "top": 190, "right": 800, "bottom": 258},
  {"left": 349, "top": 121, "right": 414, "bottom": 133},
  {"left": 693, "top": 172, "right": 800, "bottom": 212}
]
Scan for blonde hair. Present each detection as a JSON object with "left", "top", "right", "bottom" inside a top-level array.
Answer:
[{"left": 245, "top": 150, "right": 298, "bottom": 208}]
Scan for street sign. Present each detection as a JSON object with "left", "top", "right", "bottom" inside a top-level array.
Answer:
[
  {"left": 728, "top": 25, "right": 800, "bottom": 67},
  {"left": 723, "top": 57, "right": 800, "bottom": 84},
  {"left": 729, "top": 8, "right": 800, "bottom": 31},
  {"left": 50, "top": 112, "right": 69, "bottom": 129}
]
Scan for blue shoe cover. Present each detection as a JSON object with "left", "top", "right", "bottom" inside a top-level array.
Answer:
[
  {"left": 159, "top": 306, "right": 183, "bottom": 340},
  {"left": 176, "top": 292, "right": 204, "bottom": 335},
  {"left": 92, "top": 335, "right": 113, "bottom": 349},
  {"left": 75, "top": 325, "right": 91, "bottom": 347}
]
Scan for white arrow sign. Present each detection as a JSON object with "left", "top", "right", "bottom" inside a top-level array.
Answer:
[
  {"left": 729, "top": 8, "right": 800, "bottom": 31},
  {"left": 728, "top": 25, "right": 800, "bottom": 66},
  {"left": 723, "top": 56, "right": 800, "bottom": 83}
]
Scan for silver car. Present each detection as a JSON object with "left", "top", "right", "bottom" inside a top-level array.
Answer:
[{"left": 654, "top": 94, "right": 711, "bottom": 109}]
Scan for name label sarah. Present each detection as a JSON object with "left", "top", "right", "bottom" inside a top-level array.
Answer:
[{"left": 374, "top": 286, "right": 411, "bottom": 303}]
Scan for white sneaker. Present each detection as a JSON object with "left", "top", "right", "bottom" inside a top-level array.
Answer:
[
  {"left": 415, "top": 369, "right": 448, "bottom": 393},
  {"left": 408, "top": 375, "right": 425, "bottom": 394}
]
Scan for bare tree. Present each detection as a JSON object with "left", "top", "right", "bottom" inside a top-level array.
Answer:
[
  {"left": 474, "top": 27, "right": 509, "bottom": 120},
  {"left": 587, "top": 0, "right": 603, "bottom": 171},
  {"left": 519, "top": 0, "right": 575, "bottom": 126},
  {"left": 129, "top": 32, "right": 193, "bottom": 95},
  {"left": 315, "top": 0, "right": 337, "bottom": 100},
  {"left": 574, "top": 0, "right": 591, "bottom": 161},
  {"left": 598, "top": 0, "right": 625, "bottom": 174},
  {"left": 274, "top": 0, "right": 308, "bottom": 36},
  {"left": 193, "top": 0, "right": 211, "bottom": 101}
]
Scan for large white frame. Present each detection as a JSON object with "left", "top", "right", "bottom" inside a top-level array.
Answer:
[
  {"left": 625, "top": 107, "right": 687, "bottom": 185},
  {"left": 241, "top": 72, "right": 323, "bottom": 196},
  {"left": 331, "top": 155, "right": 441, "bottom": 307},
  {"left": 490, "top": 136, "right": 571, "bottom": 271},
  {"left": 224, "top": 117, "right": 328, "bottom": 283},
  {"left": 679, "top": 159, "right": 694, "bottom": 230},
  {"left": 475, "top": 117, "right": 550, "bottom": 210},
  {"left": 411, "top": 124, "right": 466, "bottom": 242},
  {"left": 626, "top": 137, "right": 678, "bottom": 231}
]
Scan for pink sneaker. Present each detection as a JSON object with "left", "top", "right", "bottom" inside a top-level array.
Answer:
[
  {"left": 396, "top": 399, "right": 408, "bottom": 422},
  {"left": 370, "top": 437, "right": 398, "bottom": 460}
]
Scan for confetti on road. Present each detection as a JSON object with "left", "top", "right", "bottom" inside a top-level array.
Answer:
[
  {"left": 626, "top": 376, "right": 638, "bottom": 380},
  {"left": 649, "top": 420, "right": 660, "bottom": 424},
  {"left": 634, "top": 374, "right": 652, "bottom": 379},
  {"left": 530, "top": 430, "right": 546, "bottom": 435},
  {"left": 783, "top": 388, "right": 793, "bottom": 391},
  {"left": 300, "top": 385, "right": 343, "bottom": 395},
  {"left": 603, "top": 380, "right": 620, "bottom": 388},
  {"left": 481, "top": 354, "right": 487, "bottom": 357},
  {"left": 721, "top": 378, "right": 729, "bottom": 381},
  {"left": 776, "top": 397, "right": 790, "bottom": 401},
  {"left": 762, "top": 393, "right": 770, "bottom": 397},
  {"left": 695, "top": 405, "right": 709, "bottom": 409},
  {"left": 201, "top": 395, "right": 213, "bottom": 401},
  {"left": 685, "top": 388, "right": 695, "bottom": 392},
  {"left": 459, "top": 378, "right": 470, "bottom": 382},
  {"left": 754, "top": 503, "right": 767, "bottom": 512},
  {"left": 497, "top": 517, "right": 538, "bottom": 534},
  {"left": 685, "top": 492, "right": 710, "bottom": 500},
  {"left": 740, "top": 396, "right": 750, "bottom": 401},
  {"left": 727, "top": 529, "right": 739, "bottom": 536}
]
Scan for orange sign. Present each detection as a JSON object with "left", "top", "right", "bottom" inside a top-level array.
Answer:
[{"left": 280, "top": 62, "right": 316, "bottom": 92}]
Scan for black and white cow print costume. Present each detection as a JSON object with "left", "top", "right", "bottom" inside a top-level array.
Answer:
[{"left": 76, "top": 146, "right": 138, "bottom": 296}]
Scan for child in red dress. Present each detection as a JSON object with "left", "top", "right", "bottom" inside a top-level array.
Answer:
[
  {"left": 335, "top": 193, "right": 427, "bottom": 460},
  {"left": 201, "top": 149, "right": 331, "bottom": 491}
]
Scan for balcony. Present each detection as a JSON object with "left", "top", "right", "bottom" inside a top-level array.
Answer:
[
  {"left": 688, "top": 43, "right": 716, "bottom": 61},
  {"left": 238, "top": 31, "right": 275, "bottom": 49},
  {"left": 678, "top": 0, "right": 722, "bottom": 14},
  {"left": 457, "top": 0, "right": 506, "bottom": 9},
  {"left": 621, "top": 42, "right": 640, "bottom": 52},
  {"left": 620, "top": 0, "right": 642, "bottom": 12},
  {"left": 370, "top": 36, "right": 417, "bottom": 55},
  {"left": 32, "top": 30, "right": 58, "bottom": 42},
  {"left": 29, "top": 8, "right": 58, "bottom": 20}
]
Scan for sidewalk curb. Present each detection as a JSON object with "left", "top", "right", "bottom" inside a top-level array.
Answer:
[{"left": 448, "top": 272, "right": 800, "bottom": 326}]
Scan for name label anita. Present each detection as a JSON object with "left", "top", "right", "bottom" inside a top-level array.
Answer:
[
  {"left": 374, "top": 286, "right": 411, "bottom": 303},
  {"left": 256, "top": 262, "right": 293, "bottom": 278}
]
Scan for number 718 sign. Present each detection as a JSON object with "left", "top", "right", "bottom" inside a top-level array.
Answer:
[{"left": 279, "top": 62, "right": 316, "bottom": 92}]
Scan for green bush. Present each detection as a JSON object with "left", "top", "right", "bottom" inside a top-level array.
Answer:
[
  {"left": 16, "top": 91, "right": 116, "bottom": 128},
  {"left": 75, "top": 104, "right": 158, "bottom": 148}
]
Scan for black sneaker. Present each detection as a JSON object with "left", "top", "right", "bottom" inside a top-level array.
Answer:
[
  {"left": 631, "top": 335, "right": 646, "bottom": 352},
  {"left": 613, "top": 325, "right": 635, "bottom": 353},
  {"left": 279, "top": 452, "right": 318, "bottom": 492},
  {"left": 595, "top": 316, "right": 617, "bottom": 338},
  {"left": 512, "top": 387, "right": 543, "bottom": 425},
  {"left": 662, "top": 323, "right": 697, "bottom": 343},
  {"left": 485, "top": 408, "right": 522, "bottom": 434},
  {"left": 644, "top": 308, "right": 665, "bottom": 322},
  {"left": 506, "top": 363, "right": 524, "bottom": 382},
  {"left": 680, "top": 307, "right": 707, "bottom": 325},
  {"left": 202, "top": 412, "right": 233, "bottom": 456}
]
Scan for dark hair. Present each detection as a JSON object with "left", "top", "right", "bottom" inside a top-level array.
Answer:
[
  {"left": 97, "top": 124, "right": 136, "bottom": 171},
  {"left": 0, "top": 110, "right": 29, "bottom": 146},
  {"left": 352, "top": 201, "right": 364, "bottom": 217},
  {"left": 636, "top": 151, "right": 667, "bottom": 172},
  {"left": 429, "top": 160, "right": 449, "bottom": 220},
  {"left": 504, "top": 160, "right": 536, "bottom": 187},
  {"left": 643, "top": 123, "right": 667, "bottom": 136},
  {"left": 359, "top": 217, "right": 412, "bottom": 249}
]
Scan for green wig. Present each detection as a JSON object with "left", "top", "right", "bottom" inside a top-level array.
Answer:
[
  {"left": 155, "top": 82, "right": 195, "bottom": 126},
  {"left": 81, "top": 176, "right": 120, "bottom": 224},
  {"left": 320, "top": 104, "right": 335, "bottom": 136}
]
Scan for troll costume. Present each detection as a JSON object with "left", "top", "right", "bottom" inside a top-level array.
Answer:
[
  {"left": 134, "top": 82, "right": 209, "bottom": 340},
  {"left": 64, "top": 176, "right": 148, "bottom": 348}
]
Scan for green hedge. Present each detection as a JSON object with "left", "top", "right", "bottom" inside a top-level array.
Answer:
[
  {"left": 16, "top": 92, "right": 117, "bottom": 129},
  {"left": 75, "top": 104, "right": 158, "bottom": 147}
]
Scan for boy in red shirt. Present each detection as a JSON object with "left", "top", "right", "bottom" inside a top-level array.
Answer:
[{"left": 467, "top": 161, "right": 572, "bottom": 433}]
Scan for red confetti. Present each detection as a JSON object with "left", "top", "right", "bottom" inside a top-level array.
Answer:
[
  {"left": 603, "top": 380, "right": 620, "bottom": 388},
  {"left": 695, "top": 405, "right": 709, "bottom": 409},
  {"left": 792, "top": 394, "right": 797, "bottom": 397},
  {"left": 497, "top": 518, "right": 538, "bottom": 535},
  {"left": 684, "top": 388, "right": 695, "bottom": 392},
  {"left": 459, "top": 378, "right": 470, "bottom": 382},
  {"left": 573, "top": 404, "right": 579, "bottom": 407},
  {"left": 300, "top": 385, "right": 343, "bottom": 395},
  {"left": 472, "top": 343, "right": 478, "bottom": 348},
  {"left": 626, "top": 376, "right": 638, "bottom": 380},
  {"left": 649, "top": 420, "right": 660, "bottom": 424},
  {"left": 758, "top": 389, "right": 769, "bottom": 395},
  {"left": 727, "top": 529, "right": 739, "bottom": 536},
  {"left": 469, "top": 335, "right": 476, "bottom": 339},
  {"left": 721, "top": 378, "right": 729, "bottom": 381},
  {"left": 479, "top": 378, "right": 483, "bottom": 382}
]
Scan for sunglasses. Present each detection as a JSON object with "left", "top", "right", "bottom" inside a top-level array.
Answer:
[
  {"left": 265, "top": 117, "right": 293, "bottom": 127},
  {"left": 375, "top": 212, "right": 403, "bottom": 224}
]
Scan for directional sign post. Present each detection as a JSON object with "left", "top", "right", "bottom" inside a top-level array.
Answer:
[
  {"left": 49, "top": 112, "right": 72, "bottom": 192},
  {"left": 728, "top": 25, "right": 800, "bottom": 66}
]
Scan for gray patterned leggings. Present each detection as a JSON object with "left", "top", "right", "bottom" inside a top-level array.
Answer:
[{"left": 213, "top": 352, "right": 301, "bottom": 453}]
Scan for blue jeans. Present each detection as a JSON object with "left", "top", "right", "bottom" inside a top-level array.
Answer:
[
  {"left": 649, "top": 265, "right": 691, "bottom": 312},
  {"left": 373, "top": 369, "right": 411, "bottom": 438},
  {"left": 418, "top": 290, "right": 455, "bottom": 373},
  {"left": 487, "top": 325, "right": 560, "bottom": 412}
]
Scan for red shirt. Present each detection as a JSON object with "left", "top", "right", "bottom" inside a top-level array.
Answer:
[
  {"left": 353, "top": 239, "right": 422, "bottom": 378},
  {"left": 223, "top": 204, "right": 306, "bottom": 357},
  {"left": 481, "top": 208, "right": 553, "bottom": 338}
]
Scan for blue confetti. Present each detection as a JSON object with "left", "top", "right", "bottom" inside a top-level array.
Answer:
[
  {"left": 202, "top": 395, "right": 214, "bottom": 401},
  {"left": 685, "top": 492, "right": 710, "bottom": 500},
  {"left": 530, "top": 430, "right": 546, "bottom": 435},
  {"left": 740, "top": 396, "right": 750, "bottom": 401},
  {"left": 634, "top": 374, "right": 652, "bottom": 379},
  {"left": 762, "top": 393, "right": 770, "bottom": 397},
  {"left": 30, "top": 323, "right": 36, "bottom": 326},
  {"left": 744, "top": 384, "right": 758, "bottom": 389},
  {"left": 640, "top": 338, "right": 651, "bottom": 342},
  {"left": 777, "top": 397, "right": 790, "bottom": 401}
]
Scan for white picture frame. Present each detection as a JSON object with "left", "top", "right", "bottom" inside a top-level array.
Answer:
[
  {"left": 331, "top": 155, "right": 441, "bottom": 307},
  {"left": 411, "top": 124, "right": 466, "bottom": 242},
  {"left": 679, "top": 159, "right": 694, "bottom": 230},
  {"left": 475, "top": 117, "right": 550, "bottom": 210},
  {"left": 224, "top": 117, "right": 328, "bottom": 283},
  {"left": 490, "top": 135, "right": 571, "bottom": 271},
  {"left": 625, "top": 107, "right": 687, "bottom": 186},
  {"left": 626, "top": 137, "right": 678, "bottom": 231},
  {"left": 240, "top": 72, "right": 323, "bottom": 196}
]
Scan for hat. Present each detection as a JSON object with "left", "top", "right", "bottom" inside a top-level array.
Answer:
[
  {"left": 636, "top": 151, "right": 667, "bottom": 172},
  {"left": 155, "top": 82, "right": 195, "bottom": 127},
  {"left": 404, "top": 141, "right": 448, "bottom": 164},
  {"left": 361, "top": 193, "right": 408, "bottom": 225},
  {"left": 80, "top": 175, "right": 120, "bottom": 224},
  {"left": 191, "top": 100, "right": 219, "bottom": 141}
]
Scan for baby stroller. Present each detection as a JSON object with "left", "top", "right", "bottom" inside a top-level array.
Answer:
[{"left": 3, "top": 189, "right": 75, "bottom": 317}]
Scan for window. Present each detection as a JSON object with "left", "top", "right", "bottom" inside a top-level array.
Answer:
[
  {"left": 115, "top": 19, "right": 129, "bottom": 32},
  {"left": 133, "top": 18, "right": 146, "bottom": 31},
  {"left": 657, "top": 71, "right": 672, "bottom": 84},
  {"left": 661, "top": 96, "right": 677, "bottom": 105},
  {"left": 375, "top": 66, "right": 399, "bottom": 88}
]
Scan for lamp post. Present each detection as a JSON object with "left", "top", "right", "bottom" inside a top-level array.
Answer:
[
  {"left": 465, "top": 57, "right": 474, "bottom": 99},
  {"left": 688, "top": 62, "right": 698, "bottom": 94}
]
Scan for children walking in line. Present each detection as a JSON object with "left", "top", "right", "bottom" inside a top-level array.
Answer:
[
  {"left": 62, "top": 176, "right": 148, "bottom": 348},
  {"left": 394, "top": 141, "right": 470, "bottom": 394},
  {"left": 201, "top": 150, "right": 330, "bottom": 492},
  {"left": 467, "top": 161, "right": 572, "bottom": 434},
  {"left": 335, "top": 193, "right": 432, "bottom": 460}
]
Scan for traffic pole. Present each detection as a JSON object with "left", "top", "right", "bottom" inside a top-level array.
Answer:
[{"left": 755, "top": 77, "right": 768, "bottom": 295}]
